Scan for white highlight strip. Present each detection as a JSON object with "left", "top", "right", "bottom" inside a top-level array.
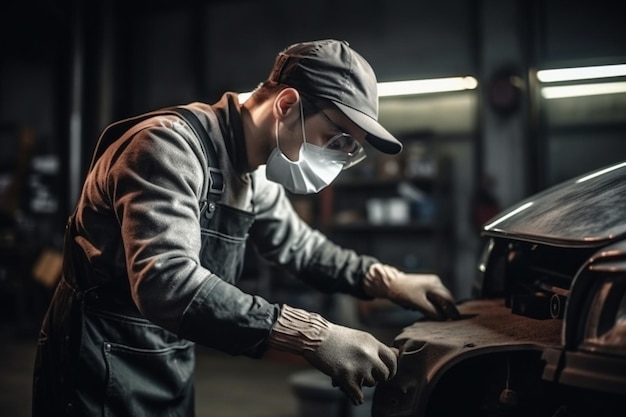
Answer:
[
  {"left": 377, "top": 76, "right": 478, "bottom": 97},
  {"left": 576, "top": 162, "right": 626, "bottom": 183},
  {"left": 537, "top": 64, "right": 626, "bottom": 83},
  {"left": 484, "top": 202, "right": 534, "bottom": 230},
  {"left": 541, "top": 81, "right": 626, "bottom": 99}
]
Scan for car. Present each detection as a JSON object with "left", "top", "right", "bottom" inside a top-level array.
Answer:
[{"left": 371, "top": 161, "right": 626, "bottom": 417}]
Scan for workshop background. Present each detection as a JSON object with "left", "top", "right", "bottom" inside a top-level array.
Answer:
[{"left": 1, "top": 0, "right": 625, "bottom": 416}]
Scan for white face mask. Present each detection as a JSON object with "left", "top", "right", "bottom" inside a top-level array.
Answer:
[{"left": 265, "top": 101, "right": 346, "bottom": 194}]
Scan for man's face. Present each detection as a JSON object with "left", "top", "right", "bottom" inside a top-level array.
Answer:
[{"left": 281, "top": 96, "right": 367, "bottom": 169}]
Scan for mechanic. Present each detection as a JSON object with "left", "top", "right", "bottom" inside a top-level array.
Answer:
[{"left": 32, "top": 39, "right": 460, "bottom": 417}]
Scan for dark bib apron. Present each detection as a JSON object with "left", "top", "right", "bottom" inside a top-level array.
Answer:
[{"left": 32, "top": 108, "right": 252, "bottom": 417}]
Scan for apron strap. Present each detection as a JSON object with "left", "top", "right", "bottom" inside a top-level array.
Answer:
[
  {"left": 170, "top": 107, "right": 224, "bottom": 197},
  {"left": 169, "top": 107, "right": 224, "bottom": 220}
]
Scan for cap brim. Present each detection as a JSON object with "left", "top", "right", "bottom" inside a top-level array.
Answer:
[{"left": 333, "top": 101, "right": 402, "bottom": 154}]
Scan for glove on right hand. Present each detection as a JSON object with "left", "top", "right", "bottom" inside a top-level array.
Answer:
[
  {"left": 302, "top": 322, "right": 398, "bottom": 405},
  {"left": 364, "top": 263, "right": 461, "bottom": 320}
]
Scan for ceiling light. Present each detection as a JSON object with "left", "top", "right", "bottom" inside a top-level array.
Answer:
[
  {"left": 537, "top": 64, "right": 626, "bottom": 83},
  {"left": 377, "top": 76, "right": 478, "bottom": 97},
  {"left": 238, "top": 76, "right": 478, "bottom": 102},
  {"left": 541, "top": 82, "right": 626, "bottom": 99}
]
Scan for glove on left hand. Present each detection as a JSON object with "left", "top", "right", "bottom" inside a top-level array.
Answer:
[
  {"left": 267, "top": 305, "right": 398, "bottom": 406},
  {"left": 364, "top": 263, "right": 461, "bottom": 320}
]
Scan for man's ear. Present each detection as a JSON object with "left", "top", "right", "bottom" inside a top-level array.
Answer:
[{"left": 273, "top": 88, "right": 300, "bottom": 121}]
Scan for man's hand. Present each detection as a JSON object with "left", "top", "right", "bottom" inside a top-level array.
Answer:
[
  {"left": 364, "top": 263, "right": 461, "bottom": 320},
  {"left": 303, "top": 322, "right": 398, "bottom": 405},
  {"left": 267, "top": 305, "right": 398, "bottom": 405}
]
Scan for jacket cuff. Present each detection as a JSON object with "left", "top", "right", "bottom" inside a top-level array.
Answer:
[
  {"left": 267, "top": 304, "right": 330, "bottom": 354},
  {"left": 363, "top": 263, "right": 403, "bottom": 298}
]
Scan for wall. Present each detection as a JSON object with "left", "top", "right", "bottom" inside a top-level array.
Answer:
[{"left": 1, "top": 0, "right": 625, "bottom": 304}]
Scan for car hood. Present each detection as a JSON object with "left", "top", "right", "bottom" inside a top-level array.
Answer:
[{"left": 482, "top": 161, "right": 626, "bottom": 248}]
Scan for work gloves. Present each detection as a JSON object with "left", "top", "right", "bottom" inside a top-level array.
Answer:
[
  {"left": 268, "top": 305, "right": 398, "bottom": 405},
  {"left": 363, "top": 263, "right": 461, "bottom": 320},
  {"left": 267, "top": 264, "right": 458, "bottom": 405}
]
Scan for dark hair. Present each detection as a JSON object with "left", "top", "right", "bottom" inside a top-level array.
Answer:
[
  {"left": 248, "top": 81, "right": 281, "bottom": 104},
  {"left": 247, "top": 81, "right": 320, "bottom": 117}
]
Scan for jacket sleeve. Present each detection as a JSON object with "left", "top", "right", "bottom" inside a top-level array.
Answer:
[
  {"left": 105, "top": 121, "right": 278, "bottom": 357},
  {"left": 248, "top": 167, "right": 378, "bottom": 299}
]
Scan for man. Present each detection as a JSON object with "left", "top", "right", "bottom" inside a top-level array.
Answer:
[{"left": 32, "top": 39, "right": 459, "bottom": 417}]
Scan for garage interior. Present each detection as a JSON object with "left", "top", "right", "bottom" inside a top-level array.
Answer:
[{"left": 1, "top": 0, "right": 625, "bottom": 416}]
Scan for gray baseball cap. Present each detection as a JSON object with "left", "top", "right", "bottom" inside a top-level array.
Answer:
[{"left": 268, "top": 39, "right": 402, "bottom": 154}]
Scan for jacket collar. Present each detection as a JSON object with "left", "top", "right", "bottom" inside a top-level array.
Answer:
[{"left": 211, "top": 92, "right": 249, "bottom": 175}]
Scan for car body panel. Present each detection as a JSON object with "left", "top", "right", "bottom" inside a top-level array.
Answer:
[
  {"left": 372, "top": 299, "right": 561, "bottom": 417},
  {"left": 483, "top": 162, "right": 626, "bottom": 248},
  {"left": 373, "top": 161, "right": 626, "bottom": 416}
]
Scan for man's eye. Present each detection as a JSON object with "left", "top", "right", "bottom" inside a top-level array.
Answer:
[
  {"left": 336, "top": 135, "right": 352, "bottom": 150},
  {"left": 328, "top": 140, "right": 343, "bottom": 150},
  {"left": 340, "top": 138, "right": 358, "bottom": 153}
]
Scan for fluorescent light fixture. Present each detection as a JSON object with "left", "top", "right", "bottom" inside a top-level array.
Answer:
[
  {"left": 541, "top": 81, "right": 626, "bottom": 99},
  {"left": 537, "top": 64, "right": 626, "bottom": 83},
  {"left": 238, "top": 76, "right": 478, "bottom": 101},
  {"left": 377, "top": 76, "right": 478, "bottom": 97}
]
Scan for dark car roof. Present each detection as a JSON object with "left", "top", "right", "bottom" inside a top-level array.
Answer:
[{"left": 482, "top": 161, "right": 626, "bottom": 248}]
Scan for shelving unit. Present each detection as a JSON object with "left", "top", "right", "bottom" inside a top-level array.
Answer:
[{"left": 317, "top": 137, "right": 455, "bottom": 281}]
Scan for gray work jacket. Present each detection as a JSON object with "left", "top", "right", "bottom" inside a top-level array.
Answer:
[{"left": 32, "top": 92, "right": 377, "bottom": 417}]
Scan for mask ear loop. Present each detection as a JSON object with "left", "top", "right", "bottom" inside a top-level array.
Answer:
[
  {"left": 299, "top": 98, "right": 308, "bottom": 145},
  {"left": 273, "top": 99, "right": 307, "bottom": 161},
  {"left": 274, "top": 99, "right": 307, "bottom": 153},
  {"left": 274, "top": 119, "right": 281, "bottom": 150}
]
